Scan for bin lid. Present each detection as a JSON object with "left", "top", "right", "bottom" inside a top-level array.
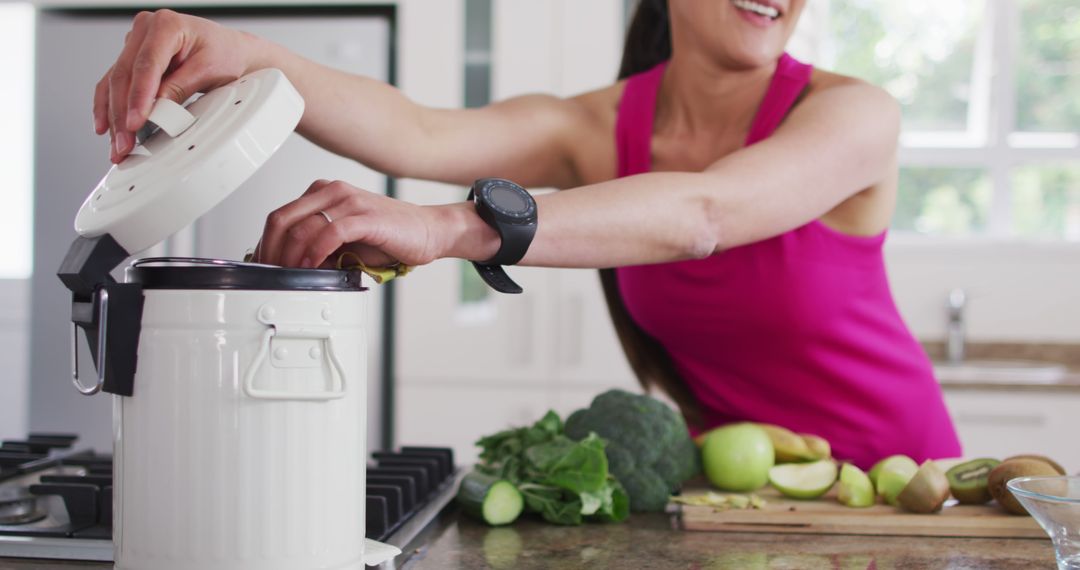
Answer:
[{"left": 72, "top": 68, "right": 304, "bottom": 255}]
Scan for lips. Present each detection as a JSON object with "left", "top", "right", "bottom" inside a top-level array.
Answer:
[{"left": 731, "top": 0, "right": 782, "bottom": 20}]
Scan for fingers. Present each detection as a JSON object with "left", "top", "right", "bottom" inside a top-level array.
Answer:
[
  {"left": 126, "top": 11, "right": 186, "bottom": 130},
  {"left": 257, "top": 180, "right": 351, "bottom": 266},
  {"left": 278, "top": 210, "right": 336, "bottom": 268},
  {"left": 93, "top": 69, "right": 112, "bottom": 135},
  {"left": 302, "top": 179, "right": 333, "bottom": 196},
  {"left": 108, "top": 11, "right": 154, "bottom": 162},
  {"left": 303, "top": 217, "right": 378, "bottom": 270},
  {"left": 155, "top": 56, "right": 205, "bottom": 109}
]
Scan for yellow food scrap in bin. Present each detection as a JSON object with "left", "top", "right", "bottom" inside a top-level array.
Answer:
[{"left": 335, "top": 252, "right": 412, "bottom": 284}]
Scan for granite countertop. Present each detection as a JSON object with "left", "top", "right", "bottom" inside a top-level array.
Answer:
[
  {"left": 405, "top": 511, "right": 1057, "bottom": 569},
  {"left": 0, "top": 509, "right": 1059, "bottom": 569},
  {"left": 927, "top": 341, "right": 1080, "bottom": 391},
  {"left": 938, "top": 372, "right": 1080, "bottom": 392}
]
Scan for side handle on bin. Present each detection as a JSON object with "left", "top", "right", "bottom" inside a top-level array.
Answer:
[
  {"left": 243, "top": 327, "right": 348, "bottom": 401},
  {"left": 70, "top": 289, "right": 109, "bottom": 396}
]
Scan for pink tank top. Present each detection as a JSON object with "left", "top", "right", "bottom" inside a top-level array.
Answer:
[{"left": 615, "top": 54, "right": 962, "bottom": 469}]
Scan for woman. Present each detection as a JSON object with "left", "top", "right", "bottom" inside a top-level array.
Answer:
[{"left": 94, "top": 0, "right": 962, "bottom": 468}]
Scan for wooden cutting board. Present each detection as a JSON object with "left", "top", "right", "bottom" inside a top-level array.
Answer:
[{"left": 675, "top": 486, "right": 1046, "bottom": 539}]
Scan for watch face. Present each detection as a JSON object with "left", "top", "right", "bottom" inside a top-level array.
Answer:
[
  {"left": 489, "top": 185, "right": 528, "bottom": 212},
  {"left": 482, "top": 181, "right": 535, "bottom": 218}
]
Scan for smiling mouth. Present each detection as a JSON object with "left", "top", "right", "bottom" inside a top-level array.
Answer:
[{"left": 731, "top": 0, "right": 781, "bottom": 20}]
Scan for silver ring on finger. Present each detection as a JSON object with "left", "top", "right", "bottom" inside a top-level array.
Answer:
[{"left": 317, "top": 210, "right": 333, "bottom": 224}]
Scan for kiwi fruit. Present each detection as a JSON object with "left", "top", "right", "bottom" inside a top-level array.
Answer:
[
  {"left": 1003, "top": 454, "right": 1066, "bottom": 475},
  {"left": 897, "top": 461, "right": 951, "bottom": 514},
  {"left": 988, "top": 458, "right": 1060, "bottom": 515},
  {"left": 946, "top": 458, "right": 1001, "bottom": 504}
]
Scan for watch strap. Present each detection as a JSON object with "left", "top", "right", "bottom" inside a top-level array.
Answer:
[{"left": 470, "top": 262, "right": 523, "bottom": 294}]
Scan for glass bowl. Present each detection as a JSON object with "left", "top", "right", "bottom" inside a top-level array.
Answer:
[{"left": 1008, "top": 476, "right": 1080, "bottom": 570}]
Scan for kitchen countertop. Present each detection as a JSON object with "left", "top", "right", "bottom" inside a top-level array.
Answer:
[
  {"left": 0, "top": 510, "right": 1059, "bottom": 569},
  {"left": 403, "top": 510, "right": 1058, "bottom": 569},
  {"left": 939, "top": 372, "right": 1080, "bottom": 392}
]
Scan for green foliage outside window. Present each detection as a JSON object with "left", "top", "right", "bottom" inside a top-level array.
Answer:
[
  {"left": 1016, "top": 0, "right": 1080, "bottom": 132},
  {"left": 1012, "top": 165, "right": 1080, "bottom": 239},
  {"left": 825, "top": 0, "right": 982, "bottom": 132},
  {"left": 894, "top": 168, "right": 992, "bottom": 236}
]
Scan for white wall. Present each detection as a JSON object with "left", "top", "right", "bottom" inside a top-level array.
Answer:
[
  {"left": 887, "top": 241, "right": 1080, "bottom": 342},
  {"left": 0, "top": 280, "right": 30, "bottom": 441}
]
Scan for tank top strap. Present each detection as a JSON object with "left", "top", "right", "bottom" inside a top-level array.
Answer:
[
  {"left": 615, "top": 61, "right": 666, "bottom": 178},
  {"left": 745, "top": 53, "right": 813, "bottom": 146}
]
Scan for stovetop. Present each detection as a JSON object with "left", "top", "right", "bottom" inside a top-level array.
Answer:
[{"left": 0, "top": 433, "right": 460, "bottom": 563}]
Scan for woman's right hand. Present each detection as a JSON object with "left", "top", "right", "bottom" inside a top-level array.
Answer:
[{"left": 93, "top": 10, "right": 262, "bottom": 163}]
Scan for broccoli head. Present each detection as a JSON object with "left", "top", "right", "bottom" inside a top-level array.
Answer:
[{"left": 564, "top": 389, "right": 700, "bottom": 512}]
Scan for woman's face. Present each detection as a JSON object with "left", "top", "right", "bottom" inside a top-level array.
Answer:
[{"left": 669, "top": 0, "right": 805, "bottom": 69}]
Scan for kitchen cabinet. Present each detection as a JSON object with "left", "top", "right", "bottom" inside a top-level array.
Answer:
[
  {"left": 30, "top": 7, "right": 391, "bottom": 452},
  {"left": 943, "top": 387, "right": 1080, "bottom": 472}
]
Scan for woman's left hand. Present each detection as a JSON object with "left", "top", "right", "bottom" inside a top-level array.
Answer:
[{"left": 251, "top": 180, "right": 445, "bottom": 270}]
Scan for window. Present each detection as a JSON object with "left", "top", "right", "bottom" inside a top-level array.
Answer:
[
  {"left": 815, "top": 0, "right": 1080, "bottom": 240},
  {"left": 0, "top": 4, "right": 35, "bottom": 278}
]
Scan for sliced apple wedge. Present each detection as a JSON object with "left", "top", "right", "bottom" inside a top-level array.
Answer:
[
  {"left": 837, "top": 463, "right": 875, "bottom": 508},
  {"left": 768, "top": 460, "right": 838, "bottom": 499}
]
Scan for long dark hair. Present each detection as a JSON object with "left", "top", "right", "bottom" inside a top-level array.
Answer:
[{"left": 599, "top": 0, "right": 703, "bottom": 428}]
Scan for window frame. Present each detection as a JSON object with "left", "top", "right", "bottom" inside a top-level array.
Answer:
[{"left": 888, "top": 0, "right": 1080, "bottom": 244}]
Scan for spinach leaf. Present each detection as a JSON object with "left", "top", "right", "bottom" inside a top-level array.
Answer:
[
  {"left": 525, "top": 433, "right": 608, "bottom": 494},
  {"left": 473, "top": 411, "right": 629, "bottom": 525}
]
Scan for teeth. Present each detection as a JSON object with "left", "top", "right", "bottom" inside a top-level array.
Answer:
[{"left": 733, "top": 0, "right": 780, "bottom": 19}]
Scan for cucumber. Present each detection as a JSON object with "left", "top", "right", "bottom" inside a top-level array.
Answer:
[{"left": 456, "top": 471, "right": 524, "bottom": 526}]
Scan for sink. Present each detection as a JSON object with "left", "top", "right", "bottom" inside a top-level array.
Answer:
[{"left": 934, "top": 359, "right": 1068, "bottom": 384}]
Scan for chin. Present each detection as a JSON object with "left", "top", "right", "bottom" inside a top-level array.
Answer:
[
  {"left": 713, "top": 42, "right": 786, "bottom": 71},
  {"left": 671, "top": 0, "right": 801, "bottom": 71}
]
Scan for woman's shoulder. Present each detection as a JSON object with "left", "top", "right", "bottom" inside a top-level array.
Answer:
[
  {"left": 557, "top": 82, "right": 623, "bottom": 185},
  {"left": 567, "top": 81, "right": 624, "bottom": 123},
  {"left": 804, "top": 68, "right": 898, "bottom": 114}
]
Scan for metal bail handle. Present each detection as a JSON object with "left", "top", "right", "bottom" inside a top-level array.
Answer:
[
  {"left": 242, "top": 304, "right": 348, "bottom": 401},
  {"left": 70, "top": 289, "right": 109, "bottom": 396}
]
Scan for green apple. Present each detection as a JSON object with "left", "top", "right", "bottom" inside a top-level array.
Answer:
[
  {"left": 702, "top": 423, "right": 775, "bottom": 492},
  {"left": 768, "top": 459, "right": 838, "bottom": 499},
  {"left": 837, "top": 463, "right": 875, "bottom": 507},
  {"left": 874, "top": 456, "right": 919, "bottom": 505},
  {"left": 868, "top": 455, "right": 917, "bottom": 487}
]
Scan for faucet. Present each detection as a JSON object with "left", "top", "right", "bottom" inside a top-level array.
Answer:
[{"left": 945, "top": 288, "right": 966, "bottom": 364}]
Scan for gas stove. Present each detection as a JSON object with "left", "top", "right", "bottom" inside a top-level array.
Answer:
[{"left": 0, "top": 433, "right": 460, "bottom": 564}]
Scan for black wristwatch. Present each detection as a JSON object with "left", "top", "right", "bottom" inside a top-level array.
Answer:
[{"left": 468, "top": 178, "right": 537, "bottom": 294}]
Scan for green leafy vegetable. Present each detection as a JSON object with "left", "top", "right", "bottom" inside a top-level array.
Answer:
[
  {"left": 473, "top": 411, "right": 629, "bottom": 525},
  {"left": 564, "top": 389, "right": 701, "bottom": 512}
]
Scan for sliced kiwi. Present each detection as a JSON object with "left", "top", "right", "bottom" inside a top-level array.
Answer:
[
  {"left": 897, "top": 461, "right": 951, "bottom": 514},
  {"left": 946, "top": 458, "right": 1001, "bottom": 505},
  {"left": 988, "top": 458, "right": 1060, "bottom": 515},
  {"left": 1003, "top": 454, "right": 1066, "bottom": 475}
]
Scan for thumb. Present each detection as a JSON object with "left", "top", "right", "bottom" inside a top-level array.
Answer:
[{"left": 156, "top": 63, "right": 202, "bottom": 106}]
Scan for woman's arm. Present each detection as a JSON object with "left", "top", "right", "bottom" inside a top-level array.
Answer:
[
  {"left": 254, "top": 40, "right": 587, "bottom": 188},
  {"left": 513, "top": 79, "right": 901, "bottom": 267},
  {"left": 258, "top": 79, "right": 900, "bottom": 270},
  {"left": 94, "top": 10, "right": 585, "bottom": 188}
]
